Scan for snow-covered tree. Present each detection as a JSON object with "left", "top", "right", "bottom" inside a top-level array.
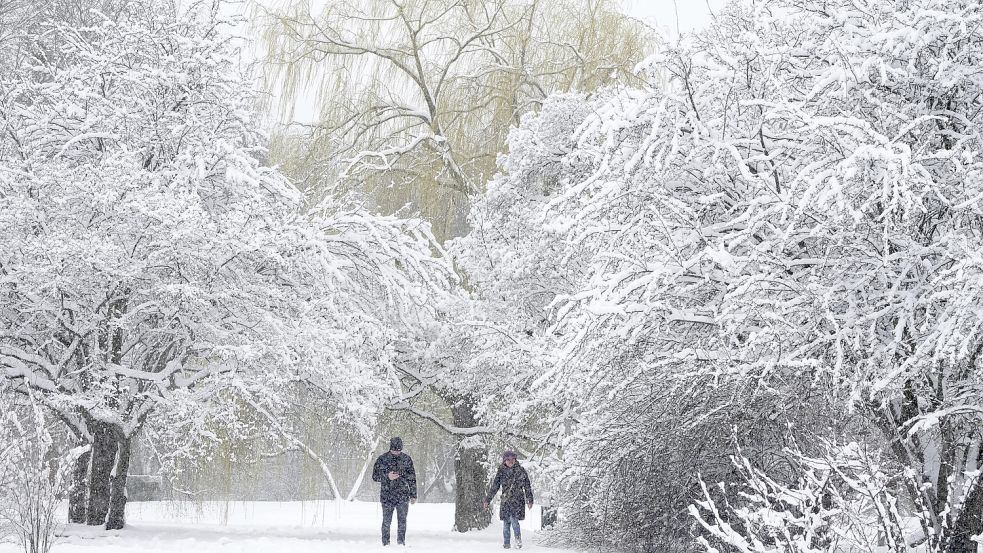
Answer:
[
  {"left": 461, "top": 0, "right": 983, "bottom": 550},
  {"left": 0, "top": 0, "right": 453, "bottom": 530}
]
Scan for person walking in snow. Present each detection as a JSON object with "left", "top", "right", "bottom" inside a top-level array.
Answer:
[
  {"left": 372, "top": 437, "right": 417, "bottom": 546},
  {"left": 483, "top": 450, "right": 534, "bottom": 549}
]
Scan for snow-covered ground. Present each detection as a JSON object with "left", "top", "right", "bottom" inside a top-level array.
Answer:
[{"left": 0, "top": 501, "right": 574, "bottom": 553}]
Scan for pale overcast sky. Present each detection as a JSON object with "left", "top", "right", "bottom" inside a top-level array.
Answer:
[{"left": 623, "top": 0, "right": 726, "bottom": 39}]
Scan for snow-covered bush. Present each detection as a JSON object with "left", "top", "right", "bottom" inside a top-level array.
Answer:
[
  {"left": 692, "top": 451, "right": 839, "bottom": 553},
  {"left": 691, "top": 441, "right": 973, "bottom": 553},
  {"left": 0, "top": 390, "right": 79, "bottom": 553}
]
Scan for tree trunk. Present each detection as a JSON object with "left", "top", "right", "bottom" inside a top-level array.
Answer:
[
  {"left": 451, "top": 397, "right": 491, "bottom": 532},
  {"left": 67, "top": 444, "right": 90, "bottom": 524},
  {"left": 85, "top": 422, "right": 118, "bottom": 526},
  {"left": 105, "top": 435, "right": 131, "bottom": 530},
  {"left": 949, "top": 478, "right": 983, "bottom": 553}
]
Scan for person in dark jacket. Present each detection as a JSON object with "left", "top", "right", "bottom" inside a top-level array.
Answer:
[
  {"left": 372, "top": 437, "right": 417, "bottom": 546},
  {"left": 483, "top": 450, "right": 534, "bottom": 549}
]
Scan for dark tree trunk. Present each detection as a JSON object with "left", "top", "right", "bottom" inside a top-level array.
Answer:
[
  {"left": 450, "top": 397, "right": 491, "bottom": 532},
  {"left": 105, "top": 435, "right": 131, "bottom": 530},
  {"left": 85, "top": 422, "right": 118, "bottom": 526},
  {"left": 89, "top": 292, "right": 128, "bottom": 527},
  {"left": 949, "top": 479, "right": 983, "bottom": 553},
  {"left": 68, "top": 444, "right": 90, "bottom": 524}
]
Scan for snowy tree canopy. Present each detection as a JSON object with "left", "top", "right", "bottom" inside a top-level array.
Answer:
[
  {"left": 0, "top": 0, "right": 455, "bottom": 530},
  {"left": 459, "top": 0, "right": 983, "bottom": 549}
]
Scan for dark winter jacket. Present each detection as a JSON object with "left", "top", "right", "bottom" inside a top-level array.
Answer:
[
  {"left": 372, "top": 451, "right": 417, "bottom": 504},
  {"left": 485, "top": 463, "right": 534, "bottom": 521}
]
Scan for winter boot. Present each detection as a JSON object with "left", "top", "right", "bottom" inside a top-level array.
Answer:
[
  {"left": 515, "top": 536, "right": 522, "bottom": 549},
  {"left": 503, "top": 543, "right": 511, "bottom": 549}
]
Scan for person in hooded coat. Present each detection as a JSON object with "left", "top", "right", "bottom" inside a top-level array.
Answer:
[
  {"left": 483, "top": 450, "right": 534, "bottom": 549},
  {"left": 372, "top": 437, "right": 417, "bottom": 546}
]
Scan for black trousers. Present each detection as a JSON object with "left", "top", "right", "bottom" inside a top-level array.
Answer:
[{"left": 381, "top": 500, "right": 409, "bottom": 545}]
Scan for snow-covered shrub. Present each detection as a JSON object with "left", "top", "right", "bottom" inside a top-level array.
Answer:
[
  {"left": 691, "top": 441, "right": 971, "bottom": 553},
  {"left": 0, "top": 391, "right": 79, "bottom": 553},
  {"left": 692, "top": 452, "right": 838, "bottom": 553}
]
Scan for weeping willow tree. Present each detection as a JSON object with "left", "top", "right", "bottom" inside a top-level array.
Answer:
[
  {"left": 254, "top": 0, "right": 656, "bottom": 531},
  {"left": 257, "top": 0, "right": 653, "bottom": 238}
]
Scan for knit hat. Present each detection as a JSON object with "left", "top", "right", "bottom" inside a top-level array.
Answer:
[
  {"left": 502, "top": 450, "right": 517, "bottom": 460},
  {"left": 390, "top": 437, "right": 403, "bottom": 451}
]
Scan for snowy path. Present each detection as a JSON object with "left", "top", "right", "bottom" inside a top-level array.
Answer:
[{"left": 0, "top": 501, "right": 578, "bottom": 553}]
